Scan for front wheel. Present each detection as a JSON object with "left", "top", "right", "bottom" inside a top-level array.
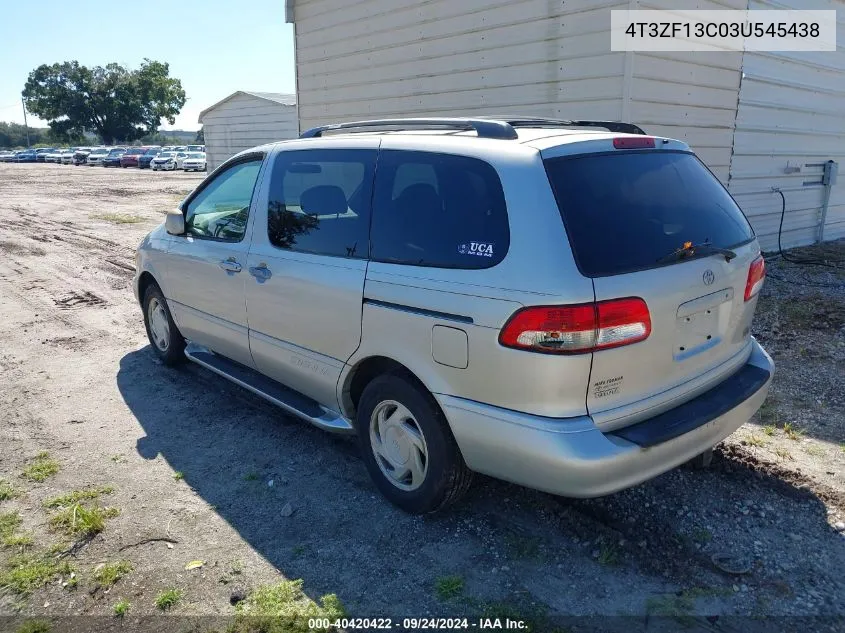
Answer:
[
  {"left": 142, "top": 284, "right": 185, "bottom": 366},
  {"left": 356, "top": 374, "right": 473, "bottom": 514}
]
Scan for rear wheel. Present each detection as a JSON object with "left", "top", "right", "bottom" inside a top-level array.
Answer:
[
  {"left": 356, "top": 373, "right": 473, "bottom": 514},
  {"left": 142, "top": 284, "right": 185, "bottom": 366}
]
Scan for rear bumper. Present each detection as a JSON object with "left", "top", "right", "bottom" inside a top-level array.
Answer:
[{"left": 438, "top": 338, "right": 773, "bottom": 498}]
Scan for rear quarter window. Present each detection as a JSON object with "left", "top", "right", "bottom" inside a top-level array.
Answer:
[
  {"left": 544, "top": 150, "right": 754, "bottom": 277},
  {"left": 371, "top": 150, "right": 509, "bottom": 269}
]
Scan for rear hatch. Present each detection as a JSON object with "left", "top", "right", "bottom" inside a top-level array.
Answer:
[{"left": 544, "top": 143, "right": 763, "bottom": 430}]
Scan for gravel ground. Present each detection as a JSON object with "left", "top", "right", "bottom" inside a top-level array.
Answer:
[{"left": 0, "top": 163, "right": 843, "bottom": 633}]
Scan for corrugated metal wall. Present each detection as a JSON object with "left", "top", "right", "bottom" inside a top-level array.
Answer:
[
  {"left": 290, "top": 0, "right": 844, "bottom": 249},
  {"left": 293, "top": 0, "right": 630, "bottom": 127},
  {"left": 727, "top": 0, "right": 845, "bottom": 251},
  {"left": 200, "top": 93, "right": 298, "bottom": 170}
]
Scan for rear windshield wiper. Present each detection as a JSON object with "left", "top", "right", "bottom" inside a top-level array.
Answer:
[{"left": 657, "top": 241, "right": 737, "bottom": 265}]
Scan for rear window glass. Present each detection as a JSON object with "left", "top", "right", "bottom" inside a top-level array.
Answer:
[
  {"left": 544, "top": 151, "right": 754, "bottom": 277},
  {"left": 371, "top": 150, "right": 509, "bottom": 269}
]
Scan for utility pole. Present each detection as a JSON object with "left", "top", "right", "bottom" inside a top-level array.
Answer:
[{"left": 21, "top": 98, "right": 31, "bottom": 147}]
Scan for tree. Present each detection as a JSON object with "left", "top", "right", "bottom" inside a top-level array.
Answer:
[
  {"left": 194, "top": 126, "right": 204, "bottom": 143},
  {"left": 22, "top": 60, "right": 186, "bottom": 145}
]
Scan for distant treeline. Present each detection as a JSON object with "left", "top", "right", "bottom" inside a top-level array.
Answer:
[{"left": 0, "top": 122, "right": 202, "bottom": 149}]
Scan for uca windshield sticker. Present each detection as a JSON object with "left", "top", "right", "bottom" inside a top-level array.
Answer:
[
  {"left": 458, "top": 242, "right": 494, "bottom": 257},
  {"left": 593, "top": 376, "right": 623, "bottom": 398}
]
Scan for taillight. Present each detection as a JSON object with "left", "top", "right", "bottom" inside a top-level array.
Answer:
[
  {"left": 499, "top": 298, "right": 651, "bottom": 354},
  {"left": 613, "top": 136, "right": 656, "bottom": 149},
  {"left": 744, "top": 255, "right": 765, "bottom": 301}
]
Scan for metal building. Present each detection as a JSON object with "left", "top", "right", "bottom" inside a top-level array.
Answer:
[
  {"left": 285, "top": 0, "right": 844, "bottom": 249},
  {"left": 198, "top": 91, "right": 298, "bottom": 171}
]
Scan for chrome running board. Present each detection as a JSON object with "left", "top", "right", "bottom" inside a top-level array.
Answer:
[{"left": 184, "top": 343, "right": 354, "bottom": 433}]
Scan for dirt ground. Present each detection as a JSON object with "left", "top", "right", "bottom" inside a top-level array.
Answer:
[{"left": 0, "top": 162, "right": 843, "bottom": 633}]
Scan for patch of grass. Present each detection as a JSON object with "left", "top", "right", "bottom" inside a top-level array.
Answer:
[
  {"left": 15, "top": 621, "right": 51, "bottom": 633},
  {"left": 0, "top": 479, "right": 18, "bottom": 501},
  {"left": 840, "top": 443, "right": 845, "bottom": 453},
  {"left": 291, "top": 545, "right": 306, "bottom": 556},
  {"left": 113, "top": 599, "right": 130, "bottom": 618},
  {"left": 43, "top": 486, "right": 114, "bottom": 509},
  {"left": 172, "top": 471, "right": 184, "bottom": 481},
  {"left": 782, "top": 422, "right": 804, "bottom": 441},
  {"left": 243, "top": 472, "right": 259, "bottom": 481},
  {"left": 775, "top": 447, "right": 794, "bottom": 461},
  {"left": 804, "top": 444, "right": 826, "bottom": 457},
  {"left": 692, "top": 527, "right": 712, "bottom": 544},
  {"left": 597, "top": 541, "right": 620, "bottom": 566},
  {"left": 0, "top": 553, "right": 74, "bottom": 595},
  {"left": 504, "top": 532, "right": 543, "bottom": 560},
  {"left": 3, "top": 532, "right": 34, "bottom": 549},
  {"left": 155, "top": 588, "right": 183, "bottom": 611},
  {"left": 746, "top": 433, "right": 766, "bottom": 448},
  {"left": 93, "top": 560, "right": 133, "bottom": 588},
  {"left": 763, "top": 425, "right": 776, "bottom": 436},
  {"left": 0, "top": 511, "right": 22, "bottom": 538},
  {"left": 232, "top": 579, "right": 345, "bottom": 633},
  {"left": 90, "top": 213, "right": 144, "bottom": 224},
  {"left": 20, "top": 452, "right": 59, "bottom": 482},
  {"left": 647, "top": 587, "right": 731, "bottom": 622},
  {"left": 110, "top": 455, "right": 124, "bottom": 463},
  {"left": 435, "top": 575, "right": 464, "bottom": 601},
  {"left": 49, "top": 503, "right": 119, "bottom": 538}
]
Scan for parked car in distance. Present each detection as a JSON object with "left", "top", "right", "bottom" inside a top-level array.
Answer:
[
  {"left": 181, "top": 152, "right": 207, "bottom": 172},
  {"left": 15, "top": 149, "right": 38, "bottom": 163},
  {"left": 186, "top": 145, "right": 205, "bottom": 153},
  {"left": 73, "top": 148, "right": 93, "bottom": 165},
  {"left": 86, "top": 148, "right": 110, "bottom": 166},
  {"left": 137, "top": 146, "right": 162, "bottom": 169},
  {"left": 35, "top": 148, "right": 56, "bottom": 162},
  {"left": 102, "top": 148, "right": 127, "bottom": 167},
  {"left": 173, "top": 146, "right": 187, "bottom": 152},
  {"left": 120, "top": 147, "right": 148, "bottom": 168},
  {"left": 60, "top": 149, "right": 76, "bottom": 164},
  {"left": 151, "top": 151, "right": 186, "bottom": 171},
  {"left": 0, "top": 150, "right": 17, "bottom": 162},
  {"left": 134, "top": 117, "right": 773, "bottom": 514}
]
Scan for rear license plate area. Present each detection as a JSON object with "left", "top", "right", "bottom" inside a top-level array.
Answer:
[{"left": 674, "top": 289, "right": 733, "bottom": 361}]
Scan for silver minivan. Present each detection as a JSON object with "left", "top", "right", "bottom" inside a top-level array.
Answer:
[{"left": 134, "top": 117, "right": 773, "bottom": 513}]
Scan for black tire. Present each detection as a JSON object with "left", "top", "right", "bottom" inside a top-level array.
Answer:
[
  {"left": 142, "top": 284, "right": 186, "bottom": 366},
  {"left": 356, "top": 373, "right": 473, "bottom": 514}
]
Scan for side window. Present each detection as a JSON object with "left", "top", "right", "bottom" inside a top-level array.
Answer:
[
  {"left": 184, "top": 158, "right": 262, "bottom": 241},
  {"left": 266, "top": 149, "right": 376, "bottom": 258},
  {"left": 371, "top": 150, "right": 509, "bottom": 269}
]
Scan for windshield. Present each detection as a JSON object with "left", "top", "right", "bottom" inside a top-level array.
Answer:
[
  {"left": 108, "top": 150, "right": 125, "bottom": 156},
  {"left": 158, "top": 152, "right": 175, "bottom": 158},
  {"left": 544, "top": 150, "right": 754, "bottom": 277},
  {"left": 186, "top": 152, "right": 205, "bottom": 159},
  {"left": 144, "top": 148, "right": 160, "bottom": 155}
]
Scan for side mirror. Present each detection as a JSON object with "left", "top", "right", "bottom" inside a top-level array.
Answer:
[{"left": 165, "top": 210, "right": 185, "bottom": 235}]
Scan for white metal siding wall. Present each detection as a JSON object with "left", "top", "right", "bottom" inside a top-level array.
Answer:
[
  {"left": 627, "top": 0, "right": 747, "bottom": 184},
  {"left": 728, "top": 0, "right": 845, "bottom": 250},
  {"left": 201, "top": 94, "right": 298, "bottom": 170},
  {"left": 293, "top": 0, "right": 629, "bottom": 129}
]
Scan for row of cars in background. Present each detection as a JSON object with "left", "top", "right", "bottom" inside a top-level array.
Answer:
[{"left": 0, "top": 145, "right": 207, "bottom": 172}]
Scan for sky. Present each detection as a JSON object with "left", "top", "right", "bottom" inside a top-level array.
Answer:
[{"left": 0, "top": 0, "right": 296, "bottom": 131}]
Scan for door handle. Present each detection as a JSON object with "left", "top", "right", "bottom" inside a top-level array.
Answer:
[
  {"left": 218, "top": 258, "right": 242, "bottom": 273},
  {"left": 249, "top": 263, "right": 272, "bottom": 282}
]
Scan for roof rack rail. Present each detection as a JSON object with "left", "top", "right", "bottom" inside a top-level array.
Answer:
[
  {"left": 483, "top": 117, "right": 646, "bottom": 136},
  {"left": 300, "top": 118, "right": 519, "bottom": 140}
]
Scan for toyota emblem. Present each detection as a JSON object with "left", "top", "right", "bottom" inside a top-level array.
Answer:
[{"left": 703, "top": 269, "right": 715, "bottom": 285}]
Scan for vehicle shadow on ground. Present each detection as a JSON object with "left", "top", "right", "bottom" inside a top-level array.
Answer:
[{"left": 117, "top": 347, "right": 844, "bottom": 629}]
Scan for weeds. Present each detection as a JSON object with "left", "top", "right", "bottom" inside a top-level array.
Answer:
[
  {"left": 746, "top": 434, "right": 766, "bottom": 448},
  {"left": 0, "top": 512, "right": 22, "bottom": 539},
  {"left": 782, "top": 422, "right": 804, "bottom": 441},
  {"left": 49, "top": 503, "right": 119, "bottom": 538},
  {"left": 113, "top": 599, "right": 130, "bottom": 618},
  {"left": 597, "top": 541, "right": 620, "bottom": 566},
  {"left": 93, "top": 560, "right": 133, "bottom": 588},
  {"left": 775, "top": 447, "right": 795, "bottom": 461},
  {"left": 763, "top": 425, "right": 776, "bottom": 436},
  {"left": 243, "top": 472, "right": 259, "bottom": 481},
  {"left": 43, "top": 486, "right": 115, "bottom": 509},
  {"left": 692, "top": 527, "right": 712, "bottom": 544},
  {"left": 0, "top": 479, "right": 17, "bottom": 501},
  {"left": 3, "top": 533, "right": 34, "bottom": 549},
  {"left": 155, "top": 588, "right": 183, "bottom": 611},
  {"left": 232, "top": 580, "right": 345, "bottom": 633},
  {"left": 504, "top": 532, "right": 543, "bottom": 561},
  {"left": 804, "top": 444, "right": 826, "bottom": 457},
  {"left": 90, "top": 213, "right": 144, "bottom": 224},
  {"left": 0, "top": 553, "right": 74, "bottom": 595},
  {"left": 435, "top": 575, "right": 464, "bottom": 600},
  {"left": 172, "top": 472, "right": 184, "bottom": 481},
  {"left": 15, "top": 621, "right": 51, "bottom": 633},
  {"left": 21, "top": 452, "right": 59, "bottom": 482}
]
